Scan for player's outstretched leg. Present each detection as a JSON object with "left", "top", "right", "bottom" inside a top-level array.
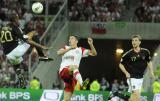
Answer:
[
  {"left": 72, "top": 68, "right": 89, "bottom": 90},
  {"left": 31, "top": 35, "right": 54, "bottom": 62},
  {"left": 73, "top": 69, "right": 83, "bottom": 86}
]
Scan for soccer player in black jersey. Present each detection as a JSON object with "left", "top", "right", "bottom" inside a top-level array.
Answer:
[
  {"left": 119, "top": 35, "right": 155, "bottom": 101},
  {"left": 0, "top": 13, "right": 53, "bottom": 88}
]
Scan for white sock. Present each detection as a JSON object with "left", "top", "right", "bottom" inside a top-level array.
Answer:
[{"left": 73, "top": 69, "right": 83, "bottom": 86}]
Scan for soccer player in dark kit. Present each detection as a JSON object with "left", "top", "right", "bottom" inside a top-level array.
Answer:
[
  {"left": 119, "top": 35, "right": 155, "bottom": 101},
  {"left": 0, "top": 13, "right": 53, "bottom": 88}
]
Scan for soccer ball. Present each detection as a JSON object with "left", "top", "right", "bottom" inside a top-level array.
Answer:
[{"left": 32, "top": 2, "right": 43, "bottom": 14}]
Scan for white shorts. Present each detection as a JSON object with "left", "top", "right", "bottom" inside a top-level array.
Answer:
[
  {"left": 153, "top": 94, "right": 160, "bottom": 101},
  {"left": 6, "top": 42, "right": 30, "bottom": 64},
  {"left": 127, "top": 78, "right": 143, "bottom": 93}
]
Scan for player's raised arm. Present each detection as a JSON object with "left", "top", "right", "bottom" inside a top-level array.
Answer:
[
  {"left": 57, "top": 46, "right": 73, "bottom": 56},
  {"left": 88, "top": 37, "right": 97, "bottom": 56}
]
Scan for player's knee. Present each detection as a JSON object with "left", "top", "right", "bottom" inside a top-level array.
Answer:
[
  {"left": 68, "top": 66, "right": 78, "bottom": 75},
  {"left": 69, "top": 65, "right": 78, "bottom": 71}
]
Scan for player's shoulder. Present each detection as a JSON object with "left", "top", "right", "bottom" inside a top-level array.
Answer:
[
  {"left": 6, "top": 23, "right": 13, "bottom": 28},
  {"left": 141, "top": 48, "right": 150, "bottom": 53},
  {"left": 122, "top": 49, "right": 133, "bottom": 57},
  {"left": 63, "top": 45, "right": 69, "bottom": 49},
  {"left": 1, "top": 24, "right": 12, "bottom": 31}
]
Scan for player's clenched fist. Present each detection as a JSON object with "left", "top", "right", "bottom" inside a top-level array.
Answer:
[{"left": 88, "top": 37, "right": 93, "bottom": 45}]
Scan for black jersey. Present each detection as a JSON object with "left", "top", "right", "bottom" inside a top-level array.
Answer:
[
  {"left": 120, "top": 48, "right": 151, "bottom": 78},
  {"left": 0, "top": 23, "right": 27, "bottom": 54}
]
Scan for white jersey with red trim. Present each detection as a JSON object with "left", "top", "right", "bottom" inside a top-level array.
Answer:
[{"left": 59, "top": 45, "right": 89, "bottom": 72}]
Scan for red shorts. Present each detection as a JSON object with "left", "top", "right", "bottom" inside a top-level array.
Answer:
[{"left": 59, "top": 67, "right": 77, "bottom": 92}]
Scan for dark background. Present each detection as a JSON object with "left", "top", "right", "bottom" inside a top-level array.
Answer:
[{"left": 78, "top": 39, "right": 160, "bottom": 84}]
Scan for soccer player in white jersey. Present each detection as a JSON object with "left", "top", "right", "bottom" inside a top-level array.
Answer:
[{"left": 57, "top": 35, "right": 97, "bottom": 101}]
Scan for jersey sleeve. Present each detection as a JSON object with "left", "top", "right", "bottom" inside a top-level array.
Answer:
[
  {"left": 81, "top": 47, "right": 89, "bottom": 57},
  {"left": 120, "top": 52, "right": 129, "bottom": 65}
]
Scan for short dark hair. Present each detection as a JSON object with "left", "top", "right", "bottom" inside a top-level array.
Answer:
[
  {"left": 132, "top": 35, "right": 142, "bottom": 41},
  {"left": 69, "top": 35, "right": 80, "bottom": 41}
]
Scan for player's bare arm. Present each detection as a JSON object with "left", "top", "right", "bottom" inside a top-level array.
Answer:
[
  {"left": 119, "top": 63, "right": 130, "bottom": 78},
  {"left": 57, "top": 47, "right": 73, "bottom": 56},
  {"left": 26, "top": 31, "right": 50, "bottom": 50},
  {"left": 88, "top": 37, "right": 97, "bottom": 56},
  {"left": 147, "top": 61, "right": 155, "bottom": 79}
]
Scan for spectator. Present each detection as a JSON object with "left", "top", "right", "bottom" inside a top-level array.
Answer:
[
  {"left": 152, "top": 78, "right": 160, "bottom": 94},
  {"left": 29, "top": 77, "right": 40, "bottom": 90},
  {"left": 90, "top": 79, "right": 101, "bottom": 91},
  {"left": 23, "top": 10, "right": 33, "bottom": 23},
  {"left": 119, "top": 80, "right": 126, "bottom": 91},
  {"left": 34, "top": 18, "right": 45, "bottom": 36},
  {"left": 100, "top": 77, "right": 110, "bottom": 91},
  {"left": 24, "top": 20, "right": 34, "bottom": 34},
  {"left": 52, "top": 80, "right": 60, "bottom": 90},
  {"left": 111, "top": 79, "right": 119, "bottom": 92}
]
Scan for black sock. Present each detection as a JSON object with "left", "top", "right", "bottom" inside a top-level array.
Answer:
[{"left": 13, "top": 64, "right": 26, "bottom": 88}]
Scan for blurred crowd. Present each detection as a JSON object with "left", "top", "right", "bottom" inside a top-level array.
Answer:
[
  {"left": 135, "top": 0, "right": 160, "bottom": 22},
  {"left": 68, "top": 0, "right": 126, "bottom": 22},
  {"left": 89, "top": 78, "right": 128, "bottom": 92},
  {"left": 0, "top": 56, "right": 16, "bottom": 88},
  {"left": 68, "top": 0, "right": 160, "bottom": 23}
]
